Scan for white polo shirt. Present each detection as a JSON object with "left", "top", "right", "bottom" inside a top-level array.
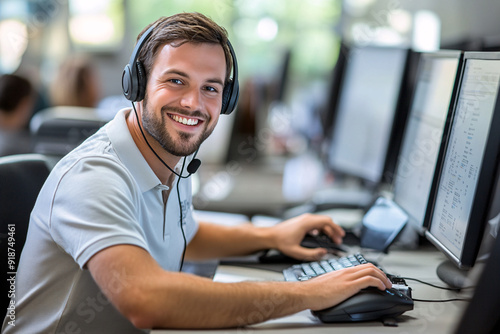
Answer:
[{"left": 2, "top": 108, "right": 198, "bottom": 334}]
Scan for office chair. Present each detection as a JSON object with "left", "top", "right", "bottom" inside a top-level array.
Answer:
[
  {"left": 30, "top": 106, "right": 108, "bottom": 156},
  {"left": 0, "top": 154, "right": 56, "bottom": 314}
]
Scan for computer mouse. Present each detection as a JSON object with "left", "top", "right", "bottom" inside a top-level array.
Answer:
[
  {"left": 301, "top": 233, "right": 348, "bottom": 253},
  {"left": 312, "top": 287, "right": 414, "bottom": 322}
]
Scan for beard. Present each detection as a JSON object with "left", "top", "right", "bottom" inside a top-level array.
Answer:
[{"left": 141, "top": 95, "right": 216, "bottom": 157}]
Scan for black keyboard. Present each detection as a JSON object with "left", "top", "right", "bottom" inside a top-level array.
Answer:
[
  {"left": 283, "top": 253, "right": 411, "bottom": 296},
  {"left": 283, "top": 253, "right": 368, "bottom": 281}
]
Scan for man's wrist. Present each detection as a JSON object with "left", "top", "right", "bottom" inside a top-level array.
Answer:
[{"left": 256, "top": 225, "right": 279, "bottom": 250}]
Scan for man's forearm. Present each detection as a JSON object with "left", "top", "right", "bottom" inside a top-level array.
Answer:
[
  {"left": 185, "top": 221, "right": 276, "bottom": 260},
  {"left": 146, "top": 273, "right": 307, "bottom": 329},
  {"left": 186, "top": 213, "right": 348, "bottom": 262}
]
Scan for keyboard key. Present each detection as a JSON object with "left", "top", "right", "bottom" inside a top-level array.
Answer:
[
  {"left": 311, "top": 262, "right": 326, "bottom": 275},
  {"left": 302, "top": 264, "right": 316, "bottom": 277}
]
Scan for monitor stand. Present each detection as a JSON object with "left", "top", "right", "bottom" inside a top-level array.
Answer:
[{"left": 436, "top": 260, "right": 473, "bottom": 289}]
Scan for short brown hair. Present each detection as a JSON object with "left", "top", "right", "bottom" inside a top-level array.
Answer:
[{"left": 136, "top": 12, "right": 232, "bottom": 85}]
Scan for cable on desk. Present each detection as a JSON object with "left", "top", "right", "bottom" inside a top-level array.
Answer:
[
  {"left": 412, "top": 298, "right": 471, "bottom": 303},
  {"left": 399, "top": 276, "right": 475, "bottom": 291},
  {"left": 397, "top": 276, "right": 472, "bottom": 302}
]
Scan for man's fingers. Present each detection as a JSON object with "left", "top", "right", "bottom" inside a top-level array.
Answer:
[
  {"left": 321, "top": 224, "right": 344, "bottom": 245},
  {"left": 299, "top": 214, "right": 345, "bottom": 242},
  {"left": 288, "top": 245, "right": 327, "bottom": 262},
  {"left": 343, "top": 264, "right": 392, "bottom": 290}
]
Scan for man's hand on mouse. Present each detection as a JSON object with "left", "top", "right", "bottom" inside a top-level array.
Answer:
[{"left": 267, "top": 213, "right": 345, "bottom": 261}]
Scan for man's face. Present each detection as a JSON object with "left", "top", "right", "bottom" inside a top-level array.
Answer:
[{"left": 141, "top": 42, "right": 226, "bottom": 157}]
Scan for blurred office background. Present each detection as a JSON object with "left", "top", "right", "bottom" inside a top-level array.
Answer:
[{"left": 1, "top": 0, "right": 500, "bottom": 216}]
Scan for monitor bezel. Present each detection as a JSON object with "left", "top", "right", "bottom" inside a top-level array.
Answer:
[
  {"left": 392, "top": 49, "right": 463, "bottom": 233},
  {"left": 424, "top": 51, "right": 500, "bottom": 269},
  {"left": 322, "top": 41, "right": 350, "bottom": 139}
]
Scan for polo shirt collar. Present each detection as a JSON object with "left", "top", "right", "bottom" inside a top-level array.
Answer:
[{"left": 106, "top": 108, "right": 161, "bottom": 193}]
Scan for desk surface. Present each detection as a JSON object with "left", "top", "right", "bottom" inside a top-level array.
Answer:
[{"left": 152, "top": 248, "right": 470, "bottom": 334}]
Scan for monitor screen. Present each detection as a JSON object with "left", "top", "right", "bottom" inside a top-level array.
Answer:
[
  {"left": 393, "top": 51, "right": 462, "bottom": 231},
  {"left": 327, "top": 45, "right": 409, "bottom": 184},
  {"left": 425, "top": 52, "right": 500, "bottom": 274}
]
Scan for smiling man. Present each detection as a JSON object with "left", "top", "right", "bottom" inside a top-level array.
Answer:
[{"left": 2, "top": 13, "right": 391, "bottom": 333}]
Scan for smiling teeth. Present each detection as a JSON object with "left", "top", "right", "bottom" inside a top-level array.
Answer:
[{"left": 171, "top": 115, "right": 199, "bottom": 126}]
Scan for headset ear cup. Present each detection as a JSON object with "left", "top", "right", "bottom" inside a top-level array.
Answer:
[
  {"left": 221, "top": 40, "right": 239, "bottom": 115},
  {"left": 227, "top": 78, "right": 239, "bottom": 114},
  {"left": 221, "top": 79, "right": 239, "bottom": 115},
  {"left": 135, "top": 61, "right": 147, "bottom": 102},
  {"left": 122, "top": 62, "right": 143, "bottom": 102},
  {"left": 122, "top": 24, "right": 155, "bottom": 102},
  {"left": 221, "top": 83, "right": 231, "bottom": 114},
  {"left": 122, "top": 65, "right": 134, "bottom": 101}
]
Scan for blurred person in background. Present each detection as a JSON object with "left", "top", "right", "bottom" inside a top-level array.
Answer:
[
  {"left": 49, "top": 54, "right": 101, "bottom": 108},
  {"left": 0, "top": 73, "right": 35, "bottom": 156}
]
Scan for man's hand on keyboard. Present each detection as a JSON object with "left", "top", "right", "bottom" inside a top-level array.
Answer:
[
  {"left": 299, "top": 263, "right": 393, "bottom": 311},
  {"left": 268, "top": 213, "right": 345, "bottom": 261}
]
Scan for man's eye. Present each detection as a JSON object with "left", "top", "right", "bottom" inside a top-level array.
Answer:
[
  {"left": 169, "top": 79, "right": 183, "bottom": 85},
  {"left": 205, "top": 86, "right": 218, "bottom": 93}
]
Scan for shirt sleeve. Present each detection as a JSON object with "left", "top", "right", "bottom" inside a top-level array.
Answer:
[{"left": 49, "top": 156, "right": 149, "bottom": 268}]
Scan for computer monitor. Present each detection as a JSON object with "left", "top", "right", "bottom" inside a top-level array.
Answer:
[
  {"left": 327, "top": 45, "right": 411, "bottom": 186},
  {"left": 392, "top": 51, "right": 463, "bottom": 233},
  {"left": 424, "top": 52, "right": 500, "bottom": 288}
]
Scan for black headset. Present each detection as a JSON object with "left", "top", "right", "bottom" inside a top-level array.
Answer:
[{"left": 121, "top": 24, "right": 239, "bottom": 115}]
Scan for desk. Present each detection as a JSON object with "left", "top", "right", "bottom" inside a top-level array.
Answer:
[{"left": 152, "top": 248, "right": 469, "bottom": 334}]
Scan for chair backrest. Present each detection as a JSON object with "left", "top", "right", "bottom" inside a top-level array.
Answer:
[
  {"left": 30, "top": 106, "right": 108, "bottom": 156},
  {"left": 0, "top": 154, "right": 55, "bottom": 313}
]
